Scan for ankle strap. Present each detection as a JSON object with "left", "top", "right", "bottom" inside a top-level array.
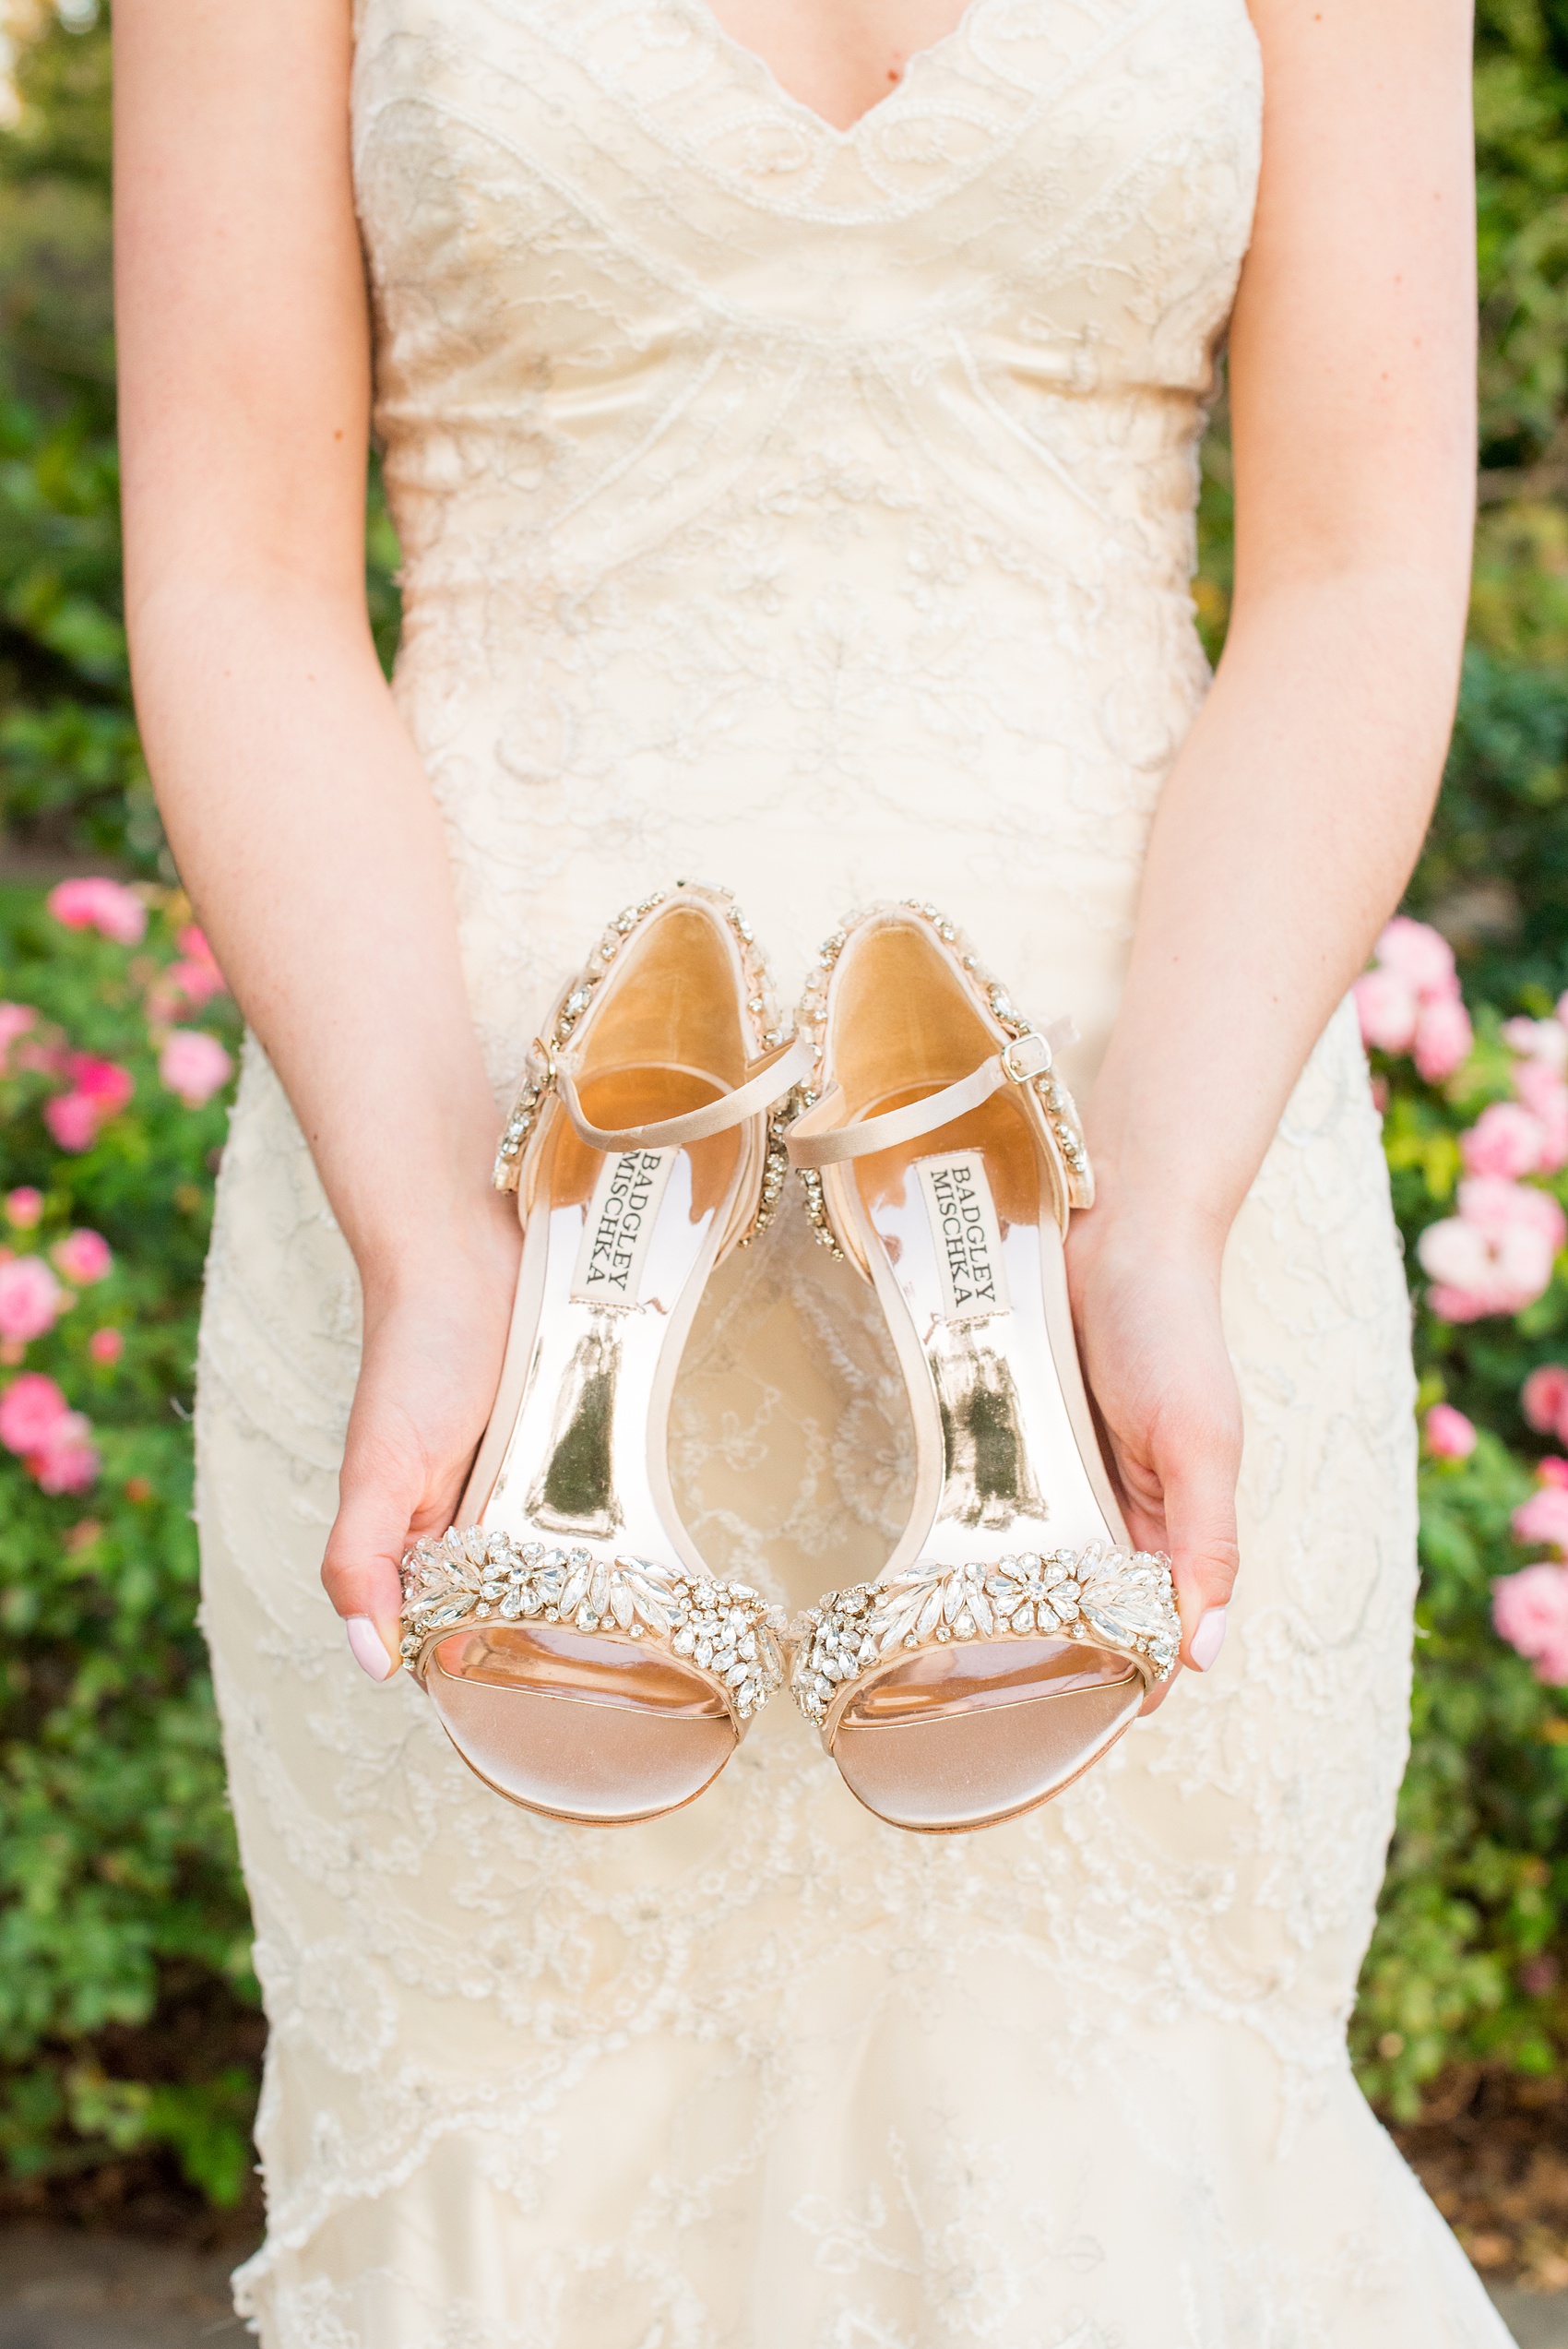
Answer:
[
  {"left": 787, "top": 1031, "right": 1057, "bottom": 1168},
  {"left": 555, "top": 1032, "right": 812, "bottom": 1155}
]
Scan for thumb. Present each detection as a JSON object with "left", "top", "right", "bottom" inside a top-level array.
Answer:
[
  {"left": 1159, "top": 1441, "right": 1241, "bottom": 1676},
  {"left": 321, "top": 1436, "right": 422, "bottom": 1684}
]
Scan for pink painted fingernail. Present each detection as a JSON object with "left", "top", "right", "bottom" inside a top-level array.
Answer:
[
  {"left": 1190, "top": 1608, "right": 1228, "bottom": 1673},
  {"left": 346, "top": 1616, "right": 394, "bottom": 1682}
]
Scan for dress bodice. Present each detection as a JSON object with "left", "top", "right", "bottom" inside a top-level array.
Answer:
[{"left": 353, "top": 0, "right": 1261, "bottom": 606}]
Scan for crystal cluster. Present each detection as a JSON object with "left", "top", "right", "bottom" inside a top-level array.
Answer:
[
  {"left": 789, "top": 1541, "right": 1179, "bottom": 1729},
  {"left": 399, "top": 1525, "right": 786, "bottom": 1721},
  {"left": 790, "top": 899, "right": 1093, "bottom": 1258},
  {"left": 491, "top": 884, "right": 793, "bottom": 1247}
]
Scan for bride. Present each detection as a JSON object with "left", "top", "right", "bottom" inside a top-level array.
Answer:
[{"left": 114, "top": 0, "right": 1502, "bottom": 2340}]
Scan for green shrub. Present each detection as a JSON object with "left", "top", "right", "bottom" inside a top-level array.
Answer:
[{"left": 0, "top": 880, "right": 253, "bottom": 2204}]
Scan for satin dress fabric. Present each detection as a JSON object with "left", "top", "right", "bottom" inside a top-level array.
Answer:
[{"left": 194, "top": 2, "right": 1513, "bottom": 2340}]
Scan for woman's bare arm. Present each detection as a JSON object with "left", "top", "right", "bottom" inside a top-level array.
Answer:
[
  {"left": 115, "top": 0, "right": 517, "bottom": 1676},
  {"left": 1068, "top": 0, "right": 1476, "bottom": 1687}
]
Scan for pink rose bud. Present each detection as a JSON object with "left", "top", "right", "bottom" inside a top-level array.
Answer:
[
  {"left": 1354, "top": 967, "right": 1420, "bottom": 1055},
  {"left": 53, "top": 1229, "right": 112, "bottom": 1285},
  {"left": 1523, "top": 1365, "right": 1568, "bottom": 1439},
  {"left": 0, "top": 1256, "right": 66, "bottom": 1344},
  {"left": 1424, "top": 1403, "right": 1477, "bottom": 1460},
  {"left": 45, "top": 876, "right": 147, "bottom": 947},
  {"left": 88, "top": 1328, "right": 124, "bottom": 1365},
  {"left": 1414, "top": 996, "right": 1474, "bottom": 1083},
  {"left": 165, "top": 925, "right": 227, "bottom": 1008},
  {"left": 0, "top": 1004, "right": 35, "bottom": 1073},
  {"left": 1541, "top": 1459, "right": 1568, "bottom": 1490},
  {"left": 158, "top": 1028, "right": 233, "bottom": 1109},
  {"left": 4, "top": 1188, "right": 42, "bottom": 1231}
]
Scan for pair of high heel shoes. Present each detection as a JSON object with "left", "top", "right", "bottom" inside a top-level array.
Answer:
[{"left": 398, "top": 885, "right": 1181, "bottom": 1834}]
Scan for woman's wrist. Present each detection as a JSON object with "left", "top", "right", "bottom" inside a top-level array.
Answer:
[
  {"left": 350, "top": 1178, "right": 519, "bottom": 1316},
  {"left": 1074, "top": 1152, "right": 1234, "bottom": 1274}
]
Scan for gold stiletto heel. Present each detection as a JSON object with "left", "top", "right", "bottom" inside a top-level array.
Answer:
[
  {"left": 398, "top": 884, "right": 810, "bottom": 1824},
  {"left": 784, "top": 901, "right": 1179, "bottom": 1834}
]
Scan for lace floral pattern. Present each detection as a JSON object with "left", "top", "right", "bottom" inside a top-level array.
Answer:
[{"left": 196, "top": 1, "right": 1510, "bottom": 2340}]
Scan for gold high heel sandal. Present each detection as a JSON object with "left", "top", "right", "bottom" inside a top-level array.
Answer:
[
  {"left": 784, "top": 901, "right": 1180, "bottom": 1834},
  {"left": 398, "top": 884, "right": 811, "bottom": 1825}
]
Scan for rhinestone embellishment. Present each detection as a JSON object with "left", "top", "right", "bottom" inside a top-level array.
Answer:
[
  {"left": 400, "top": 1526, "right": 788, "bottom": 1723},
  {"left": 493, "top": 881, "right": 794, "bottom": 1246},
  {"left": 790, "top": 899, "right": 1093, "bottom": 1257},
  {"left": 789, "top": 1542, "right": 1180, "bottom": 1729}
]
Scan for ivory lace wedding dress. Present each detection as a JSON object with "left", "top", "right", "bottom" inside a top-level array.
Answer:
[{"left": 195, "top": 1, "right": 1513, "bottom": 2341}]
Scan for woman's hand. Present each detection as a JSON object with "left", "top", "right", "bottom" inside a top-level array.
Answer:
[
  {"left": 321, "top": 1204, "right": 521, "bottom": 1680},
  {"left": 1064, "top": 1201, "right": 1241, "bottom": 1711}
]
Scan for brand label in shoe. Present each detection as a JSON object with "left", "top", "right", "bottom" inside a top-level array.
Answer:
[
  {"left": 914, "top": 1154, "right": 1011, "bottom": 1322},
  {"left": 570, "top": 1148, "right": 675, "bottom": 1307}
]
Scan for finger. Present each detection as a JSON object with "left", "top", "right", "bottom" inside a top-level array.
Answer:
[
  {"left": 321, "top": 1428, "right": 423, "bottom": 1680},
  {"left": 1158, "top": 1441, "right": 1241, "bottom": 1675},
  {"left": 1138, "top": 1658, "right": 1182, "bottom": 1717}
]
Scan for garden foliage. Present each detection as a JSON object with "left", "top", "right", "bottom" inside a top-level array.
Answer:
[
  {"left": 0, "top": 876, "right": 250, "bottom": 2202},
  {"left": 5, "top": 0, "right": 1568, "bottom": 2203}
]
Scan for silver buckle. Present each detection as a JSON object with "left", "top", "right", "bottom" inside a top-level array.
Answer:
[{"left": 1000, "top": 1032, "right": 1051, "bottom": 1084}]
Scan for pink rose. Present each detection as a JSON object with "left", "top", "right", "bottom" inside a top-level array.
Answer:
[
  {"left": 71, "top": 1056, "right": 135, "bottom": 1111},
  {"left": 1514, "top": 1061, "right": 1568, "bottom": 1172},
  {"left": 1462, "top": 1102, "right": 1544, "bottom": 1179},
  {"left": 53, "top": 1229, "right": 112, "bottom": 1285},
  {"left": 1419, "top": 1179, "right": 1567, "bottom": 1320},
  {"left": 1414, "top": 996, "right": 1474, "bottom": 1083},
  {"left": 1504, "top": 1018, "right": 1568, "bottom": 1073},
  {"left": 1375, "top": 916, "right": 1459, "bottom": 1001},
  {"left": 0, "top": 1004, "right": 35, "bottom": 1072},
  {"left": 43, "top": 1055, "right": 134, "bottom": 1153},
  {"left": 0, "top": 1256, "right": 65, "bottom": 1343},
  {"left": 46, "top": 876, "right": 147, "bottom": 948},
  {"left": 89, "top": 1328, "right": 124, "bottom": 1365},
  {"left": 0, "top": 1371, "right": 69, "bottom": 1453},
  {"left": 1515, "top": 1488, "right": 1568, "bottom": 1553},
  {"left": 1517, "top": 1059, "right": 1565, "bottom": 1113},
  {"left": 1354, "top": 967, "right": 1420, "bottom": 1055},
  {"left": 169, "top": 926, "right": 227, "bottom": 1008},
  {"left": 32, "top": 1410, "right": 99, "bottom": 1495},
  {"left": 1494, "top": 1561, "right": 1568, "bottom": 1684},
  {"left": 1460, "top": 1177, "right": 1566, "bottom": 1245},
  {"left": 1424, "top": 1403, "right": 1477, "bottom": 1460},
  {"left": 1540, "top": 1458, "right": 1568, "bottom": 1490},
  {"left": 1524, "top": 1365, "right": 1568, "bottom": 1439},
  {"left": 159, "top": 1029, "right": 233, "bottom": 1108},
  {"left": 4, "top": 1188, "right": 42, "bottom": 1232},
  {"left": 44, "top": 1093, "right": 99, "bottom": 1153}
]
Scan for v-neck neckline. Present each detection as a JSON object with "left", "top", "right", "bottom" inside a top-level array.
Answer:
[{"left": 679, "top": 0, "right": 992, "bottom": 142}]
